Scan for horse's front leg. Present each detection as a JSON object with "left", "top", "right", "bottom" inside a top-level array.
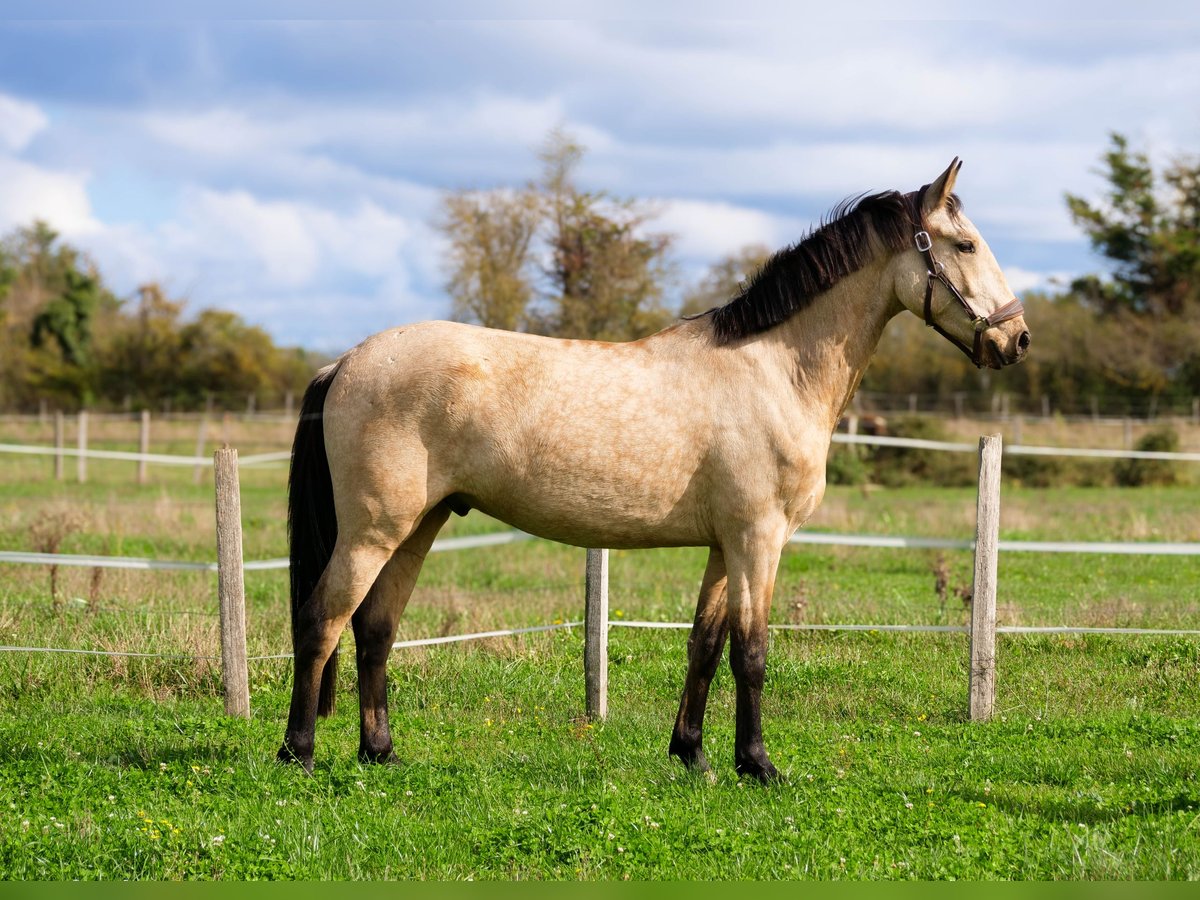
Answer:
[
  {"left": 724, "top": 524, "right": 787, "bottom": 783},
  {"left": 668, "top": 547, "right": 729, "bottom": 772}
]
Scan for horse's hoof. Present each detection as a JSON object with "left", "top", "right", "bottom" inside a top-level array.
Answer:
[
  {"left": 735, "top": 757, "right": 781, "bottom": 784},
  {"left": 358, "top": 749, "right": 400, "bottom": 766},
  {"left": 276, "top": 744, "right": 314, "bottom": 773},
  {"left": 668, "top": 741, "right": 711, "bottom": 773}
]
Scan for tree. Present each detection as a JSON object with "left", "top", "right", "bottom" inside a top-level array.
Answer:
[
  {"left": 1066, "top": 133, "right": 1200, "bottom": 316},
  {"left": 535, "top": 129, "right": 674, "bottom": 340},
  {"left": 680, "top": 244, "right": 772, "bottom": 318},
  {"left": 436, "top": 188, "right": 540, "bottom": 331},
  {"left": 94, "top": 283, "right": 185, "bottom": 406},
  {"left": 30, "top": 267, "right": 101, "bottom": 366},
  {"left": 436, "top": 128, "right": 674, "bottom": 342}
]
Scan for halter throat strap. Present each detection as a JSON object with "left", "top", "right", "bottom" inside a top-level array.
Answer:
[{"left": 910, "top": 185, "right": 1025, "bottom": 368}]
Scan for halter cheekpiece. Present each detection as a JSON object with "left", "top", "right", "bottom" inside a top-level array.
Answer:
[{"left": 910, "top": 184, "right": 1025, "bottom": 368}]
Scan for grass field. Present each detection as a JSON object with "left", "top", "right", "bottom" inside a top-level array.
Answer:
[{"left": 0, "top": 415, "right": 1197, "bottom": 879}]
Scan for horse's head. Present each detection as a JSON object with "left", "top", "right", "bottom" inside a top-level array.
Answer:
[{"left": 890, "top": 159, "right": 1030, "bottom": 370}]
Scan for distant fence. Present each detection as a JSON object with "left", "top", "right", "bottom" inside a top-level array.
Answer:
[
  {"left": 856, "top": 390, "right": 1200, "bottom": 422},
  {"left": 1, "top": 431, "right": 1198, "bottom": 724}
]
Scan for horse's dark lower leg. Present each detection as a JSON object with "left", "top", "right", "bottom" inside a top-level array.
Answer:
[
  {"left": 730, "top": 625, "right": 778, "bottom": 783},
  {"left": 277, "top": 609, "right": 342, "bottom": 771},
  {"left": 353, "top": 504, "right": 449, "bottom": 765},
  {"left": 353, "top": 591, "right": 400, "bottom": 764},
  {"left": 669, "top": 549, "right": 728, "bottom": 772},
  {"left": 724, "top": 539, "right": 783, "bottom": 784},
  {"left": 277, "top": 541, "right": 394, "bottom": 771}
]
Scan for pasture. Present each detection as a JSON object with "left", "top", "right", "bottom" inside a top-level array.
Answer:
[{"left": 0, "top": 414, "right": 1197, "bottom": 879}]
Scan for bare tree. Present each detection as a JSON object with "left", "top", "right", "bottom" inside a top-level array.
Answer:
[
  {"left": 436, "top": 128, "right": 674, "bottom": 341},
  {"left": 436, "top": 188, "right": 541, "bottom": 332}
]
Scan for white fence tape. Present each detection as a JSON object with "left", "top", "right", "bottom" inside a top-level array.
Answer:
[
  {"left": 0, "top": 621, "right": 585, "bottom": 663},
  {"left": 391, "top": 620, "right": 581, "bottom": 649},
  {"left": 10, "top": 619, "right": 1195, "bottom": 665},
  {"left": 0, "top": 530, "right": 540, "bottom": 572},
  {"left": 3, "top": 526, "right": 1200, "bottom": 573},
  {"left": 788, "top": 531, "right": 1200, "bottom": 555},
  {"left": 831, "top": 432, "right": 1200, "bottom": 461},
  {"left": 611, "top": 621, "right": 1200, "bottom": 636},
  {"left": 0, "top": 442, "right": 290, "bottom": 467}
]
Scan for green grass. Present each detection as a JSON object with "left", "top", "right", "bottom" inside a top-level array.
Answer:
[
  {"left": 0, "top": 631, "right": 1197, "bottom": 879},
  {"left": 0, "top": 421, "right": 1198, "bottom": 879}
]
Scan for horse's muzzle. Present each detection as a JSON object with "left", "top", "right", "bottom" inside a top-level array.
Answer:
[{"left": 983, "top": 321, "right": 1031, "bottom": 369}]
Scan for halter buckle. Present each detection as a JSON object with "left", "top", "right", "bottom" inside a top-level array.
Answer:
[{"left": 914, "top": 230, "right": 932, "bottom": 253}]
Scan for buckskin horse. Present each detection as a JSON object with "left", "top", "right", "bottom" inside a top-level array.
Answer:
[{"left": 278, "top": 159, "right": 1029, "bottom": 780}]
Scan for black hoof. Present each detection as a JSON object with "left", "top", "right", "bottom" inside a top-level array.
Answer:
[
  {"left": 668, "top": 734, "right": 713, "bottom": 772},
  {"left": 276, "top": 743, "right": 314, "bottom": 773},
  {"left": 358, "top": 748, "right": 399, "bottom": 766},
  {"left": 735, "top": 756, "right": 781, "bottom": 784},
  {"left": 669, "top": 746, "right": 712, "bottom": 773}
]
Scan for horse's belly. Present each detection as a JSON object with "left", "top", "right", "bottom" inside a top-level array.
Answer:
[{"left": 464, "top": 478, "right": 709, "bottom": 550}]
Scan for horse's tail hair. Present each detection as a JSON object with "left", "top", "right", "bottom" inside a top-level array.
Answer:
[{"left": 288, "top": 359, "right": 343, "bottom": 718}]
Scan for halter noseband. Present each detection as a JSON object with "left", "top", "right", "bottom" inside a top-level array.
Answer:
[{"left": 910, "top": 184, "right": 1025, "bottom": 368}]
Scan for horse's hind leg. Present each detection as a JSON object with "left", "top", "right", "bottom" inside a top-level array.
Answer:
[
  {"left": 278, "top": 537, "right": 397, "bottom": 771},
  {"left": 668, "top": 548, "right": 729, "bottom": 772},
  {"left": 353, "top": 503, "right": 451, "bottom": 764}
]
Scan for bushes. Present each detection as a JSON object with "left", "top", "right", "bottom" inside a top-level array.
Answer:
[
  {"left": 1114, "top": 426, "right": 1182, "bottom": 486},
  {"left": 827, "top": 416, "right": 974, "bottom": 487},
  {"left": 827, "top": 418, "right": 1187, "bottom": 489}
]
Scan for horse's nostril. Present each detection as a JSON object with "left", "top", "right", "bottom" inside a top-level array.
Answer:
[{"left": 1017, "top": 330, "right": 1031, "bottom": 352}]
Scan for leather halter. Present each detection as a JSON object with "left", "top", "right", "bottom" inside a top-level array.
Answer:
[{"left": 910, "top": 184, "right": 1025, "bottom": 368}]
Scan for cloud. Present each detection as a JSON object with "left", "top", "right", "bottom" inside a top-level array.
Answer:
[
  {"left": 1004, "top": 266, "right": 1078, "bottom": 295},
  {"left": 0, "top": 156, "right": 98, "bottom": 235},
  {"left": 71, "top": 184, "right": 444, "bottom": 350},
  {"left": 0, "top": 93, "right": 47, "bottom": 152},
  {"left": 653, "top": 198, "right": 797, "bottom": 261}
]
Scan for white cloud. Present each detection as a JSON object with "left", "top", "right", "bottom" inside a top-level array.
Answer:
[
  {"left": 0, "top": 157, "right": 98, "bottom": 235},
  {"left": 0, "top": 94, "right": 48, "bottom": 152},
  {"left": 138, "top": 92, "right": 575, "bottom": 163},
  {"left": 654, "top": 198, "right": 796, "bottom": 260},
  {"left": 83, "top": 186, "right": 426, "bottom": 292},
  {"left": 1004, "top": 266, "right": 1077, "bottom": 294}
]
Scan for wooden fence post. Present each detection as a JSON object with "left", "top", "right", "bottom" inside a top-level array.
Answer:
[
  {"left": 284, "top": 390, "right": 294, "bottom": 420},
  {"left": 54, "top": 410, "right": 64, "bottom": 481},
  {"left": 137, "top": 410, "right": 151, "bottom": 485},
  {"left": 76, "top": 410, "right": 88, "bottom": 484},
  {"left": 214, "top": 448, "right": 250, "bottom": 719},
  {"left": 969, "top": 434, "right": 1002, "bottom": 722},
  {"left": 584, "top": 548, "right": 609, "bottom": 720}
]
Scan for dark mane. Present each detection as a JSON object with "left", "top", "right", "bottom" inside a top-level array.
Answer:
[{"left": 704, "top": 190, "right": 917, "bottom": 343}]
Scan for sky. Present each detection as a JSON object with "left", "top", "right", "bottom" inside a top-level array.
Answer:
[{"left": 1, "top": 14, "right": 1198, "bottom": 352}]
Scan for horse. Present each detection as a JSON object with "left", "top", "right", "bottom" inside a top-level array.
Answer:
[{"left": 277, "top": 159, "right": 1029, "bottom": 780}]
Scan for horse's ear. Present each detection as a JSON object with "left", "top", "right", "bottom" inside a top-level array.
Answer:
[{"left": 922, "top": 157, "right": 963, "bottom": 217}]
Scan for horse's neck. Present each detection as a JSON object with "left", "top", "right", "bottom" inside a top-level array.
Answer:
[{"left": 766, "top": 258, "right": 900, "bottom": 432}]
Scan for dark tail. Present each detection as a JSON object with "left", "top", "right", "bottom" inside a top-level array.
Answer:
[{"left": 288, "top": 360, "right": 343, "bottom": 717}]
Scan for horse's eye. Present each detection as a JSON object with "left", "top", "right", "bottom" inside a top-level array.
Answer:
[{"left": 956, "top": 240, "right": 976, "bottom": 254}]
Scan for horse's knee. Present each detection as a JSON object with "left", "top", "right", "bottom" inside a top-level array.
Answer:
[{"left": 729, "top": 631, "right": 768, "bottom": 688}]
